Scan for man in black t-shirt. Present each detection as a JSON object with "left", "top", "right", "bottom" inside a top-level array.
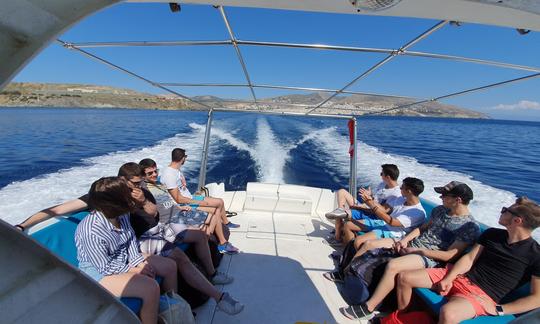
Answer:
[{"left": 396, "top": 196, "right": 540, "bottom": 323}]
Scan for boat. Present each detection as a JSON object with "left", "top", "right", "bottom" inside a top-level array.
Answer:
[{"left": 1, "top": 1, "right": 539, "bottom": 323}]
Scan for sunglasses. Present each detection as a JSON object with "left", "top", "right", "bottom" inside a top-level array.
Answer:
[
  {"left": 145, "top": 169, "right": 158, "bottom": 176},
  {"left": 501, "top": 206, "right": 520, "bottom": 217},
  {"left": 129, "top": 180, "right": 142, "bottom": 188}
]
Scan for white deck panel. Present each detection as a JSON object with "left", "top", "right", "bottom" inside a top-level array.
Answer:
[{"left": 194, "top": 210, "right": 365, "bottom": 324}]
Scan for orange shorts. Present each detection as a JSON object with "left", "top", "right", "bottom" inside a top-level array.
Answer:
[{"left": 426, "top": 266, "right": 496, "bottom": 317}]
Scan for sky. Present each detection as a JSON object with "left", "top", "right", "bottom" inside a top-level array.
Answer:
[{"left": 13, "top": 3, "right": 540, "bottom": 121}]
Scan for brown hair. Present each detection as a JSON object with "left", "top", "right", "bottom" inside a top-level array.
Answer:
[
  {"left": 117, "top": 162, "right": 143, "bottom": 179},
  {"left": 513, "top": 196, "right": 540, "bottom": 230},
  {"left": 171, "top": 148, "right": 186, "bottom": 162},
  {"left": 88, "top": 177, "right": 135, "bottom": 219}
]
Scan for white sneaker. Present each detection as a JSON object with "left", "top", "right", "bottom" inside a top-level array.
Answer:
[
  {"left": 325, "top": 207, "right": 349, "bottom": 220},
  {"left": 217, "top": 292, "right": 244, "bottom": 315},
  {"left": 211, "top": 271, "right": 234, "bottom": 285}
]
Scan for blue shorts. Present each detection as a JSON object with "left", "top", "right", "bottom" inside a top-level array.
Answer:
[
  {"left": 79, "top": 261, "right": 104, "bottom": 282},
  {"left": 351, "top": 209, "right": 387, "bottom": 229},
  {"left": 190, "top": 195, "right": 205, "bottom": 208}
]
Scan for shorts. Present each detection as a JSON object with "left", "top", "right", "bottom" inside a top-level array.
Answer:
[
  {"left": 351, "top": 209, "right": 386, "bottom": 228},
  {"left": 427, "top": 266, "right": 496, "bottom": 317},
  {"left": 371, "top": 228, "right": 404, "bottom": 239},
  {"left": 190, "top": 195, "right": 205, "bottom": 208},
  {"left": 79, "top": 261, "right": 104, "bottom": 282},
  {"left": 419, "top": 255, "right": 439, "bottom": 268}
]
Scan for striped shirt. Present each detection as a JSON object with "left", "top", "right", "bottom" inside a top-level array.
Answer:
[{"left": 75, "top": 210, "right": 144, "bottom": 276}]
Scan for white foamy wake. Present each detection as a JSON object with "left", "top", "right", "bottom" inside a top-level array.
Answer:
[
  {"left": 192, "top": 118, "right": 294, "bottom": 183},
  {"left": 307, "top": 126, "right": 524, "bottom": 236},
  {"left": 0, "top": 131, "right": 206, "bottom": 225}
]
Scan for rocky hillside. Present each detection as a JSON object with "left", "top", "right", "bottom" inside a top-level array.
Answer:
[{"left": 0, "top": 82, "right": 487, "bottom": 118}]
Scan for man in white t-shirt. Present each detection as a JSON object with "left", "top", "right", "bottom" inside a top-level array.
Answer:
[
  {"left": 161, "top": 148, "right": 240, "bottom": 231},
  {"left": 325, "top": 164, "right": 402, "bottom": 246},
  {"left": 350, "top": 177, "right": 427, "bottom": 254}
]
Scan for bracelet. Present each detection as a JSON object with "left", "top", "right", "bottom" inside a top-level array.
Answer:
[
  {"left": 15, "top": 224, "right": 25, "bottom": 231},
  {"left": 372, "top": 205, "right": 380, "bottom": 212}
]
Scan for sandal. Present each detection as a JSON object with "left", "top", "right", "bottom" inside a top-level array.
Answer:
[
  {"left": 323, "top": 271, "right": 344, "bottom": 283},
  {"left": 226, "top": 211, "right": 237, "bottom": 218}
]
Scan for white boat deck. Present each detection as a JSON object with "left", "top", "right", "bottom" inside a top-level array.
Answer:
[{"left": 192, "top": 183, "right": 367, "bottom": 324}]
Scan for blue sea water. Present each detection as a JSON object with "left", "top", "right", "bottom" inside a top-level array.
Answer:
[{"left": 1, "top": 107, "right": 539, "bottom": 234}]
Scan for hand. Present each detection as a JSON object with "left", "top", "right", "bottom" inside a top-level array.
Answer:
[
  {"left": 131, "top": 261, "right": 155, "bottom": 278},
  {"left": 177, "top": 205, "right": 192, "bottom": 211},
  {"left": 393, "top": 240, "right": 407, "bottom": 254},
  {"left": 437, "top": 278, "right": 454, "bottom": 296},
  {"left": 478, "top": 299, "right": 497, "bottom": 316},
  {"left": 358, "top": 187, "right": 373, "bottom": 203},
  {"left": 130, "top": 187, "right": 146, "bottom": 204}
]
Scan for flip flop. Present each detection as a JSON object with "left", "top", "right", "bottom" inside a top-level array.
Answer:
[{"left": 226, "top": 211, "right": 237, "bottom": 217}]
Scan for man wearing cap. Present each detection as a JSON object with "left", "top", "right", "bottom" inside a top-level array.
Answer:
[
  {"left": 396, "top": 196, "right": 540, "bottom": 323},
  {"left": 338, "top": 181, "right": 481, "bottom": 321}
]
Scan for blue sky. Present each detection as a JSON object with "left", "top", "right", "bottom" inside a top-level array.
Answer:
[{"left": 13, "top": 3, "right": 540, "bottom": 121}]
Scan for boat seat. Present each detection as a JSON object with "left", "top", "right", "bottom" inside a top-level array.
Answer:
[
  {"left": 275, "top": 184, "right": 317, "bottom": 215},
  {"left": 244, "top": 182, "right": 279, "bottom": 212}
]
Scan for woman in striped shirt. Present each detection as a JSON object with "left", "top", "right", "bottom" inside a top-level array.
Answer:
[{"left": 75, "top": 177, "right": 177, "bottom": 324}]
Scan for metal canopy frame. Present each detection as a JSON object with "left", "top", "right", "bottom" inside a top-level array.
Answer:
[{"left": 56, "top": 4, "right": 540, "bottom": 192}]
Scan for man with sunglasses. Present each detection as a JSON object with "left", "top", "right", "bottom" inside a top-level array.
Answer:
[
  {"left": 161, "top": 148, "right": 240, "bottom": 230},
  {"left": 396, "top": 196, "right": 540, "bottom": 323},
  {"left": 139, "top": 158, "right": 239, "bottom": 255}
]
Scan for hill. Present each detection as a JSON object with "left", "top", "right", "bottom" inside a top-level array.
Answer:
[{"left": 0, "top": 82, "right": 487, "bottom": 118}]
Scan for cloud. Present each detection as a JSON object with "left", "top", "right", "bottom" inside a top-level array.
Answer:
[{"left": 490, "top": 100, "right": 540, "bottom": 111}]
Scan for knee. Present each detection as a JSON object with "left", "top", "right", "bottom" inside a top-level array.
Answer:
[
  {"left": 136, "top": 274, "right": 160, "bottom": 300},
  {"left": 363, "top": 240, "right": 375, "bottom": 250},
  {"left": 163, "top": 257, "right": 177, "bottom": 274},
  {"left": 168, "top": 249, "right": 190, "bottom": 266},
  {"left": 337, "top": 189, "right": 347, "bottom": 197},
  {"left": 397, "top": 272, "right": 412, "bottom": 288},
  {"left": 385, "top": 259, "right": 401, "bottom": 274},
  {"left": 439, "top": 305, "right": 458, "bottom": 323}
]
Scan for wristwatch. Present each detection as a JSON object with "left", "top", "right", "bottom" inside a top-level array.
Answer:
[{"left": 495, "top": 304, "right": 504, "bottom": 316}]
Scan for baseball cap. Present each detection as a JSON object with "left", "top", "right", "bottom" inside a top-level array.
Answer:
[{"left": 434, "top": 181, "right": 473, "bottom": 201}]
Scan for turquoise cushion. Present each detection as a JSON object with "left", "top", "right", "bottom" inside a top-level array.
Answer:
[{"left": 31, "top": 211, "right": 89, "bottom": 267}]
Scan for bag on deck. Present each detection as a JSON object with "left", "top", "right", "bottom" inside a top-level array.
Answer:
[
  {"left": 380, "top": 310, "right": 435, "bottom": 324},
  {"left": 158, "top": 291, "right": 196, "bottom": 324},
  {"left": 340, "top": 248, "right": 395, "bottom": 306}
]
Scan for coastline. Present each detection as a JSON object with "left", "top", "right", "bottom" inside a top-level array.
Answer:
[{"left": 0, "top": 82, "right": 488, "bottom": 119}]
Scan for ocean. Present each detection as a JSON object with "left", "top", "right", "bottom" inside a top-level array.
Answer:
[{"left": 1, "top": 107, "right": 539, "bottom": 239}]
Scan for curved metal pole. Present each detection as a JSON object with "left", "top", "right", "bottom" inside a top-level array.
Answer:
[
  {"left": 198, "top": 109, "right": 214, "bottom": 190},
  {"left": 349, "top": 117, "right": 357, "bottom": 195}
]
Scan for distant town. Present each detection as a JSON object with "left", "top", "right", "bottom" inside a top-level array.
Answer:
[{"left": 0, "top": 82, "right": 488, "bottom": 119}]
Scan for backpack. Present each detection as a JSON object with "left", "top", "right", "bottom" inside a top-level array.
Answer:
[{"left": 340, "top": 248, "right": 395, "bottom": 306}]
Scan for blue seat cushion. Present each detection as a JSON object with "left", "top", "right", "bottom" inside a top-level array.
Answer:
[{"left": 31, "top": 211, "right": 89, "bottom": 267}]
